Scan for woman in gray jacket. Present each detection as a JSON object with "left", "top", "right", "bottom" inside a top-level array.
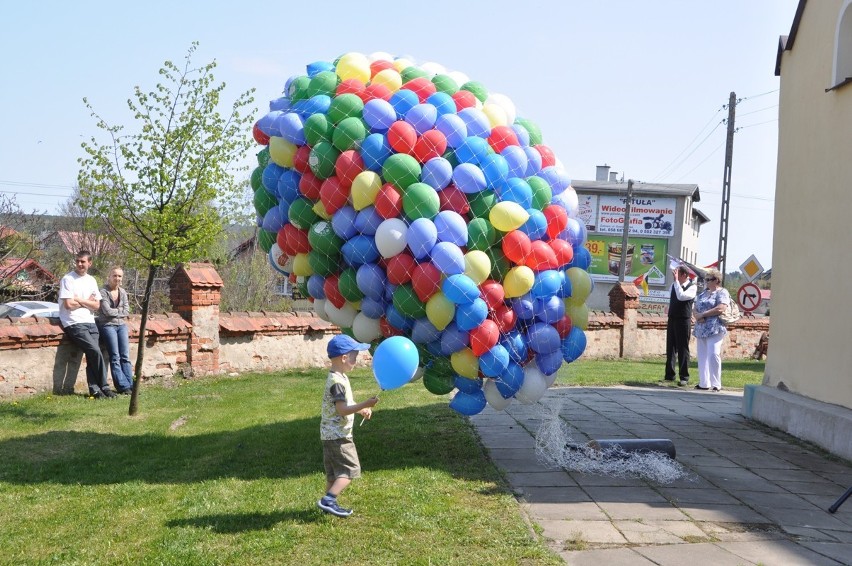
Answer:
[{"left": 97, "top": 266, "right": 134, "bottom": 394}]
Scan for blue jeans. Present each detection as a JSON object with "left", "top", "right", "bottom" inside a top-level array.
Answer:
[{"left": 99, "top": 324, "right": 134, "bottom": 392}]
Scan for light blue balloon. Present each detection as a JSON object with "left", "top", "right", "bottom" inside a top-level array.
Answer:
[
  {"left": 539, "top": 166, "right": 571, "bottom": 195},
  {"left": 354, "top": 206, "right": 383, "bottom": 236},
  {"left": 556, "top": 270, "right": 573, "bottom": 298},
  {"left": 421, "top": 157, "right": 453, "bottom": 190},
  {"left": 536, "top": 349, "right": 563, "bottom": 376},
  {"left": 257, "top": 110, "right": 283, "bottom": 136},
  {"left": 454, "top": 376, "right": 483, "bottom": 394},
  {"left": 496, "top": 177, "right": 533, "bottom": 208},
  {"left": 436, "top": 114, "right": 468, "bottom": 149},
  {"left": 294, "top": 94, "right": 332, "bottom": 117},
  {"left": 362, "top": 99, "right": 397, "bottom": 132},
  {"left": 511, "top": 123, "right": 531, "bottom": 147},
  {"left": 534, "top": 295, "right": 565, "bottom": 324},
  {"left": 269, "top": 96, "right": 291, "bottom": 112},
  {"left": 307, "top": 274, "right": 326, "bottom": 299},
  {"left": 277, "top": 169, "right": 301, "bottom": 205},
  {"left": 440, "top": 322, "right": 470, "bottom": 355},
  {"left": 412, "top": 317, "right": 441, "bottom": 344},
  {"left": 373, "top": 336, "right": 420, "bottom": 390},
  {"left": 360, "top": 296, "right": 386, "bottom": 319},
  {"left": 442, "top": 274, "right": 480, "bottom": 305},
  {"left": 341, "top": 235, "right": 379, "bottom": 267},
  {"left": 526, "top": 322, "right": 561, "bottom": 354},
  {"left": 405, "top": 103, "right": 438, "bottom": 135},
  {"left": 331, "top": 205, "right": 358, "bottom": 240},
  {"left": 452, "top": 163, "right": 487, "bottom": 194},
  {"left": 458, "top": 107, "right": 491, "bottom": 138},
  {"left": 389, "top": 89, "right": 419, "bottom": 119},
  {"left": 434, "top": 211, "right": 467, "bottom": 246},
  {"left": 455, "top": 136, "right": 490, "bottom": 165},
  {"left": 360, "top": 133, "right": 392, "bottom": 172},
  {"left": 523, "top": 146, "right": 543, "bottom": 176},
  {"left": 356, "top": 263, "right": 387, "bottom": 301},
  {"left": 262, "top": 206, "right": 285, "bottom": 233},
  {"left": 501, "top": 145, "right": 529, "bottom": 179},
  {"left": 430, "top": 242, "right": 465, "bottom": 275},
  {"left": 531, "top": 270, "right": 563, "bottom": 298},
  {"left": 449, "top": 389, "right": 487, "bottom": 416},
  {"left": 562, "top": 326, "right": 587, "bottom": 363},
  {"left": 455, "top": 298, "right": 488, "bottom": 331},
  {"left": 426, "top": 92, "right": 456, "bottom": 116},
  {"left": 560, "top": 217, "right": 587, "bottom": 248},
  {"left": 276, "top": 112, "right": 306, "bottom": 145},
  {"left": 519, "top": 209, "right": 548, "bottom": 240},
  {"left": 262, "top": 163, "right": 284, "bottom": 196},
  {"left": 407, "top": 218, "right": 438, "bottom": 260},
  {"left": 481, "top": 153, "right": 509, "bottom": 189},
  {"left": 306, "top": 61, "right": 334, "bottom": 77},
  {"left": 496, "top": 361, "right": 524, "bottom": 397},
  {"left": 480, "top": 344, "right": 510, "bottom": 377}
]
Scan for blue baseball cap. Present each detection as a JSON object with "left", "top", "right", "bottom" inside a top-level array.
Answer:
[{"left": 327, "top": 334, "right": 370, "bottom": 359}]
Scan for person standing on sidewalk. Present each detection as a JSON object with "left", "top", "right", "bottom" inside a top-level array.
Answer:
[
  {"left": 58, "top": 250, "right": 115, "bottom": 399},
  {"left": 693, "top": 268, "right": 730, "bottom": 392},
  {"left": 664, "top": 266, "right": 696, "bottom": 386}
]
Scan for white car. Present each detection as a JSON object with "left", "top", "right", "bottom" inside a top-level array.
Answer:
[{"left": 0, "top": 301, "right": 60, "bottom": 319}]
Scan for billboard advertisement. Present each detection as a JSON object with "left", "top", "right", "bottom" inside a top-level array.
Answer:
[
  {"left": 584, "top": 235, "right": 669, "bottom": 284},
  {"left": 596, "top": 195, "right": 677, "bottom": 237}
]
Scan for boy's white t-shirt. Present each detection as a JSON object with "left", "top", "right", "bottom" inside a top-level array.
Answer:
[{"left": 58, "top": 271, "right": 102, "bottom": 328}]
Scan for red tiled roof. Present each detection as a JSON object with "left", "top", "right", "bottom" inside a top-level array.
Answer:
[
  {"left": 170, "top": 262, "right": 224, "bottom": 288},
  {"left": 0, "top": 258, "right": 56, "bottom": 283},
  {"left": 219, "top": 312, "right": 333, "bottom": 334}
]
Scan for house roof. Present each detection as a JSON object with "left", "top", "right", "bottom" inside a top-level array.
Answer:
[
  {"left": 0, "top": 258, "right": 55, "bottom": 282},
  {"left": 692, "top": 208, "right": 711, "bottom": 224},
  {"left": 571, "top": 180, "right": 701, "bottom": 202},
  {"left": 775, "top": 0, "right": 807, "bottom": 76}
]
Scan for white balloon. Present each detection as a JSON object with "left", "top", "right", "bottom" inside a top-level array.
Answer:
[
  {"left": 369, "top": 51, "right": 394, "bottom": 62},
  {"left": 485, "top": 93, "right": 517, "bottom": 125},
  {"left": 325, "top": 301, "right": 358, "bottom": 328},
  {"left": 516, "top": 364, "right": 547, "bottom": 404},
  {"left": 352, "top": 312, "right": 382, "bottom": 343},
  {"left": 314, "top": 298, "right": 330, "bottom": 322},
  {"left": 559, "top": 187, "right": 579, "bottom": 217},
  {"left": 484, "top": 379, "right": 511, "bottom": 411},
  {"left": 447, "top": 71, "right": 470, "bottom": 89},
  {"left": 419, "top": 61, "right": 446, "bottom": 77},
  {"left": 374, "top": 218, "right": 409, "bottom": 258},
  {"left": 544, "top": 369, "right": 558, "bottom": 388}
]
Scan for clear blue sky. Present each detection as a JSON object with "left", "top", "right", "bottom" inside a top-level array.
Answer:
[{"left": 1, "top": 0, "right": 799, "bottom": 270}]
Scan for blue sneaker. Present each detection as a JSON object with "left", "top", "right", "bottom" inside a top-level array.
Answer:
[{"left": 317, "top": 497, "right": 353, "bottom": 517}]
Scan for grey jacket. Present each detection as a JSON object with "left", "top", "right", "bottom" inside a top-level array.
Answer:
[{"left": 97, "top": 286, "right": 130, "bottom": 326}]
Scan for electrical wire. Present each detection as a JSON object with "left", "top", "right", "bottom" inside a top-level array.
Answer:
[{"left": 650, "top": 107, "right": 725, "bottom": 182}]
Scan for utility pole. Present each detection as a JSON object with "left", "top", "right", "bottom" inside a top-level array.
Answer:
[
  {"left": 717, "top": 91, "right": 737, "bottom": 285},
  {"left": 618, "top": 179, "right": 634, "bottom": 282}
]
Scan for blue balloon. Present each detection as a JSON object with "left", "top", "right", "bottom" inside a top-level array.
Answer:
[
  {"left": 534, "top": 295, "right": 565, "bottom": 324},
  {"left": 276, "top": 112, "right": 306, "bottom": 145},
  {"left": 277, "top": 170, "right": 301, "bottom": 205},
  {"left": 501, "top": 145, "right": 529, "bottom": 179},
  {"left": 262, "top": 206, "right": 285, "bottom": 233},
  {"left": 436, "top": 114, "right": 468, "bottom": 149},
  {"left": 257, "top": 110, "right": 283, "bottom": 136},
  {"left": 360, "top": 133, "right": 392, "bottom": 172},
  {"left": 405, "top": 103, "right": 438, "bottom": 135},
  {"left": 560, "top": 217, "right": 586, "bottom": 248},
  {"left": 440, "top": 322, "right": 470, "bottom": 355},
  {"left": 480, "top": 344, "right": 510, "bottom": 377},
  {"left": 454, "top": 376, "right": 483, "bottom": 394},
  {"left": 496, "top": 177, "right": 533, "bottom": 208},
  {"left": 455, "top": 136, "right": 490, "bottom": 165},
  {"left": 536, "top": 349, "right": 563, "bottom": 376},
  {"left": 496, "top": 361, "right": 525, "bottom": 398},
  {"left": 342, "top": 235, "right": 380, "bottom": 266},
  {"left": 421, "top": 157, "right": 453, "bottom": 190},
  {"left": 455, "top": 298, "right": 488, "bottom": 331},
  {"left": 531, "top": 270, "right": 563, "bottom": 299},
  {"left": 442, "top": 274, "right": 480, "bottom": 305},
  {"left": 356, "top": 263, "right": 387, "bottom": 301},
  {"left": 458, "top": 108, "right": 491, "bottom": 138},
  {"left": 362, "top": 99, "right": 397, "bottom": 132},
  {"left": 511, "top": 294, "right": 535, "bottom": 320},
  {"left": 262, "top": 163, "right": 285, "bottom": 196},
  {"left": 481, "top": 153, "right": 509, "bottom": 189},
  {"left": 385, "top": 304, "right": 413, "bottom": 331},
  {"left": 520, "top": 209, "right": 548, "bottom": 240},
  {"left": 389, "top": 89, "right": 419, "bottom": 118},
  {"left": 431, "top": 242, "right": 465, "bottom": 275},
  {"left": 269, "top": 96, "right": 291, "bottom": 112},
  {"left": 307, "top": 274, "right": 326, "bottom": 299},
  {"left": 556, "top": 271, "right": 573, "bottom": 298},
  {"left": 571, "top": 246, "right": 592, "bottom": 271},
  {"left": 407, "top": 218, "right": 438, "bottom": 260},
  {"left": 412, "top": 317, "right": 441, "bottom": 344},
  {"left": 331, "top": 205, "right": 358, "bottom": 240},
  {"left": 539, "top": 165, "right": 572, "bottom": 195},
  {"left": 306, "top": 60, "right": 334, "bottom": 77},
  {"left": 452, "top": 163, "right": 487, "bottom": 194},
  {"left": 354, "top": 206, "right": 383, "bottom": 236},
  {"left": 434, "top": 211, "right": 467, "bottom": 246},
  {"left": 426, "top": 339, "right": 444, "bottom": 356},
  {"left": 294, "top": 94, "right": 332, "bottom": 117},
  {"left": 360, "top": 296, "right": 386, "bottom": 319},
  {"left": 426, "top": 92, "right": 456, "bottom": 117},
  {"left": 373, "top": 336, "right": 420, "bottom": 390},
  {"left": 449, "top": 389, "right": 487, "bottom": 416},
  {"left": 511, "top": 123, "right": 531, "bottom": 147},
  {"left": 562, "top": 327, "right": 587, "bottom": 363},
  {"left": 524, "top": 146, "right": 543, "bottom": 176},
  {"left": 500, "top": 331, "right": 528, "bottom": 364},
  {"left": 526, "top": 322, "right": 561, "bottom": 354}
]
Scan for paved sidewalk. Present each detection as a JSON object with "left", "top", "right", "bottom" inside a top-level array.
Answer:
[{"left": 470, "top": 386, "right": 852, "bottom": 565}]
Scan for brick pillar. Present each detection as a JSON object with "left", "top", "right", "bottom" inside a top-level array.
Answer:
[
  {"left": 609, "top": 282, "right": 640, "bottom": 358},
  {"left": 170, "top": 263, "right": 223, "bottom": 376}
]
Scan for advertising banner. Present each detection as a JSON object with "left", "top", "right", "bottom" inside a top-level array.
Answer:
[
  {"left": 596, "top": 196, "right": 677, "bottom": 237},
  {"left": 584, "top": 235, "right": 668, "bottom": 284},
  {"left": 577, "top": 194, "right": 598, "bottom": 232}
]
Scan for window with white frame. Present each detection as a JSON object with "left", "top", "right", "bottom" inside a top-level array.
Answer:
[{"left": 832, "top": 0, "right": 852, "bottom": 88}]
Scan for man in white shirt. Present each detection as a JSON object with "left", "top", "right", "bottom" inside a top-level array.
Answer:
[
  {"left": 664, "top": 266, "right": 697, "bottom": 386},
  {"left": 58, "top": 250, "right": 114, "bottom": 398}
]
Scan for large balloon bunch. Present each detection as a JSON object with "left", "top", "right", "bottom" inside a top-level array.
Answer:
[{"left": 250, "top": 52, "right": 593, "bottom": 416}]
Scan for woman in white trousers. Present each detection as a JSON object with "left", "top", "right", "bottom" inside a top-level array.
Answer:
[{"left": 692, "top": 268, "right": 730, "bottom": 391}]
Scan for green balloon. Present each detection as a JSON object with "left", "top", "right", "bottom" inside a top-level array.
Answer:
[
  {"left": 431, "top": 74, "right": 459, "bottom": 95},
  {"left": 296, "top": 277, "right": 309, "bottom": 298},
  {"left": 304, "top": 114, "right": 333, "bottom": 146},
  {"left": 309, "top": 141, "right": 340, "bottom": 179},
  {"left": 306, "top": 71, "right": 339, "bottom": 98},
  {"left": 327, "top": 93, "right": 364, "bottom": 124},
  {"left": 308, "top": 221, "right": 343, "bottom": 256},
  {"left": 257, "top": 229, "right": 276, "bottom": 253},
  {"left": 382, "top": 153, "right": 421, "bottom": 191},
  {"left": 514, "top": 117, "right": 543, "bottom": 146},
  {"left": 288, "top": 76, "right": 311, "bottom": 102},
  {"left": 332, "top": 117, "right": 367, "bottom": 152},
  {"left": 288, "top": 197, "right": 320, "bottom": 229},
  {"left": 423, "top": 367, "right": 455, "bottom": 395},
  {"left": 467, "top": 217, "right": 497, "bottom": 251},
  {"left": 528, "top": 176, "right": 553, "bottom": 211},
  {"left": 308, "top": 250, "right": 340, "bottom": 277},
  {"left": 443, "top": 150, "right": 459, "bottom": 169},
  {"left": 403, "top": 182, "right": 440, "bottom": 221},
  {"left": 400, "top": 66, "right": 429, "bottom": 82},
  {"left": 461, "top": 81, "right": 489, "bottom": 103},
  {"left": 468, "top": 190, "right": 497, "bottom": 219},
  {"left": 338, "top": 268, "right": 364, "bottom": 303},
  {"left": 250, "top": 166, "right": 264, "bottom": 192},
  {"left": 253, "top": 186, "right": 277, "bottom": 217},
  {"left": 256, "top": 147, "right": 270, "bottom": 168},
  {"left": 393, "top": 284, "right": 427, "bottom": 319},
  {"left": 487, "top": 246, "right": 511, "bottom": 280}
]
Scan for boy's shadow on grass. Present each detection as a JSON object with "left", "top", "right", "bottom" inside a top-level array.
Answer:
[{"left": 167, "top": 509, "right": 321, "bottom": 532}]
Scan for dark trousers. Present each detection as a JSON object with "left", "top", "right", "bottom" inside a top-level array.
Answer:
[
  {"left": 64, "top": 323, "right": 110, "bottom": 395},
  {"left": 665, "top": 318, "right": 691, "bottom": 380}
]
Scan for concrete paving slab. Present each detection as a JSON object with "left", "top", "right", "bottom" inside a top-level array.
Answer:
[
  {"left": 594, "top": 501, "right": 690, "bottom": 521},
  {"left": 519, "top": 486, "right": 593, "bottom": 503},
  {"left": 720, "top": 539, "right": 845, "bottom": 565},
  {"left": 536, "top": 519, "right": 628, "bottom": 544},
  {"left": 582, "top": 486, "right": 673, "bottom": 504},
  {"left": 523, "top": 501, "right": 609, "bottom": 521},
  {"left": 656, "top": 487, "right": 744, "bottom": 505},
  {"left": 612, "top": 519, "right": 703, "bottom": 544},
  {"left": 677, "top": 503, "right": 771, "bottom": 523},
  {"left": 505, "top": 471, "right": 576, "bottom": 487},
  {"left": 634, "top": 541, "right": 759, "bottom": 565},
  {"left": 727, "top": 488, "right": 822, "bottom": 510},
  {"left": 559, "top": 547, "right": 658, "bottom": 565}
]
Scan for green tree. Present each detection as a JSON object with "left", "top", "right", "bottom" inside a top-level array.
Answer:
[
  {"left": 78, "top": 42, "right": 255, "bottom": 415},
  {"left": 0, "top": 195, "right": 46, "bottom": 300}
]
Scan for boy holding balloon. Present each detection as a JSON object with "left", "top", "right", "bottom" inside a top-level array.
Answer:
[{"left": 317, "top": 334, "right": 380, "bottom": 517}]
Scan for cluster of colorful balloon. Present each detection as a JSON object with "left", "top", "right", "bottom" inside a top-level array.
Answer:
[{"left": 250, "top": 52, "right": 593, "bottom": 415}]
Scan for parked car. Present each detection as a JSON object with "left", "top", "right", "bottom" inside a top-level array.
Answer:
[{"left": 0, "top": 301, "right": 60, "bottom": 319}]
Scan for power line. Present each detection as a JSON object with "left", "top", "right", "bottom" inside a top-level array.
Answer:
[
  {"left": 0, "top": 189, "right": 71, "bottom": 198},
  {"left": 739, "top": 88, "right": 779, "bottom": 101},
  {"left": 673, "top": 140, "right": 726, "bottom": 183},
  {"left": 651, "top": 107, "right": 725, "bottom": 181},
  {"left": 736, "top": 119, "right": 778, "bottom": 131},
  {"left": 737, "top": 105, "right": 778, "bottom": 118},
  {"left": 0, "top": 180, "right": 76, "bottom": 190}
]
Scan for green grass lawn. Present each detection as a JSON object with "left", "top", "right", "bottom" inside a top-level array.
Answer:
[{"left": 0, "top": 357, "right": 764, "bottom": 565}]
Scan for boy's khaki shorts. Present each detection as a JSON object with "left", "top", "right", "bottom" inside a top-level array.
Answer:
[{"left": 322, "top": 438, "right": 362, "bottom": 482}]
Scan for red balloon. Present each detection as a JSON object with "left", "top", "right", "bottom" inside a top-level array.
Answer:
[
  {"left": 413, "top": 130, "right": 448, "bottom": 164},
  {"left": 319, "top": 176, "right": 349, "bottom": 215},
  {"left": 363, "top": 83, "right": 392, "bottom": 102},
  {"left": 289, "top": 273, "right": 298, "bottom": 284},
  {"left": 380, "top": 316, "right": 405, "bottom": 337},
  {"left": 279, "top": 224, "right": 310, "bottom": 255},
  {"left": 452, "top": 90, "right": 478, "bottom": 112},
  {"left": 487, "top": 125, "right": 519, "bottom": 153},
  {"left": 293, "top": 144, "right": 312, "bottom": 174},
  {"left": 335, "top": 150, "right": 364, "bottom": 188},
  {"left": 385, "top": 253, "right": 415, "bottom": 285},
  {"left": 370, "top": 59, "right": 395, "bottom": 78},
  {"left": 298, "top": 170, "right": 323, "bottom": 200},
  {"left": 543, "top": 205, "right": 569, "bottom": 239},
  {"left": 554, "top": 315, "right": 573, "bottom": 339},
  {"left": 387, "top": 121, "right": 417, "bottom": 155},
  {"left": 411, "top": 262, "right": 441, "bottom": 302},
  {"left": 479, "top": 279, "right": 506, "bottom": 311},
  {"left": 549, "top": 239, "right": 574, "bottom": 267},
  {"left": 401, "top": 78, "right": 437, "bottom": 102},
  {"left": 502, "top": 230, "right": 532, "bottom": 265},
  {"left": 253, "top": 122, "right": 270, "bottom": 145},
  {"left": 438, "top": 184, "right": 470, "bottom": 215},
  {"left": 526, "top": 240, "right": 559, "bottom": 271},
  {"left": 375, "top": 183, "right": 403, "bottom": 219},
  {"left": 490, "top": 304, "right": 517, "bottom": 334},
  {"left": 323, "top": 275, "right": 346, "bottom": 309},
  {"left": 534, "top": 144, "right": 557, "bottom": 168},
  {"left": 469, "top": 319, "right": 500, "bottom": 356},
  {"left": 336, "top": 79, "right": 366, "bottom": 99}
]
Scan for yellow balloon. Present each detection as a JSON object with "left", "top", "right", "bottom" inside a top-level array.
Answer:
[
  {"left": 426, "top": 292, "right": 455, "bottom": 331},
  {"left": 371, "top": 68, "right": 402, "bottom": 93},
  {"left": 268, "top": 137, "right": 296, "bottom": 168},
  {"left": 451, "top": 348, "right": 479, "bottom": 379},
  {"left": 351, "top": 171, "right": 382, "bottom": 210},
  {"left": 482, "top": 103, "right": 509, "bottom": 128},
  {"left": 503, "top": 266, "right": 534, "bottom": 298},
  {"left": 489, "top": 201, "right": 529, "bottom": 232},
  {"left": 292, "top": 253, "right": 314, "bottom": 277},
  {"left": 463, "top": 250, "right": 491, "bottom": 285},
  {"left": 565, "top": 302, "right": 589, "bottom": 330},
  {"left": 565, "top": 267, "right": 592, "bottom": 302},
  {"left": 336, "top": 52, "right": 371, "bottom": 83},
  {"left": 392, "top": 58, "right": 415, "bottom": 73},
  {"left": 313, "top": 200, "right": 332, "bottom": 220}
]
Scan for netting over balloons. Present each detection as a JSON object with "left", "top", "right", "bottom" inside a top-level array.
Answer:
[{"left": 250, "top": 52, "right": 594, "bottom": 416}]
